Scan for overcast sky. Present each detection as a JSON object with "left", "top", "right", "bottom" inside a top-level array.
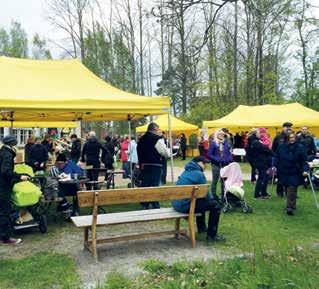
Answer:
[{"left": 0, "top": 0, "right": 318, "bottom": 56}]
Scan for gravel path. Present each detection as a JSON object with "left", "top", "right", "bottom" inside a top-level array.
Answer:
[{"left": 0, "top": 222, "right": 234, "bottom": 289}]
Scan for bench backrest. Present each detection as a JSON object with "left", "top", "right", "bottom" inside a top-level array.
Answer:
[{"left": 77, "top": 185, "right": 209, "bottom": 208}]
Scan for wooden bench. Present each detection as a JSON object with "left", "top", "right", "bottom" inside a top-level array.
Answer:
[{"left": 71, "top": 184, "right": 209, "bottom": 261}]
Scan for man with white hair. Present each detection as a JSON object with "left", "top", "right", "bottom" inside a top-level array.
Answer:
[{"left": 81, "top": 131, "right": 103, "bottom": 190}]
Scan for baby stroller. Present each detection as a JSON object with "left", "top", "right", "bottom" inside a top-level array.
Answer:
[
  {"left": 11, "top": 164, "right": 48, "bottom": 233},
  {"left": 220, "top": 162, "right": 252, "bottom": 214}
]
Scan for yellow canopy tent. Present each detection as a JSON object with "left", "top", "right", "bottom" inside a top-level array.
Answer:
[
  {"left": 203, "top": 103, "right": 319, "bottom": 136},
  {"left": 136, "top": 114, "right": 198, "bottom": 134},
  {"left": 0, "top": 121, "right": 76, "bottom": 128},
  {"left": 0, "top": 56, "right": 170, "bottom": 122}
]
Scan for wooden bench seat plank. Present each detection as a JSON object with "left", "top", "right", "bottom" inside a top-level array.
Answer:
[
  {"left": 72, "top": 210, "right": 189, "bottom": 227},
  {"left": 77, "top": 185, "right": 208, "bottom": 207}
]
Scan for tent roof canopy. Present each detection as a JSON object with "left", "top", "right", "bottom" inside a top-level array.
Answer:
[
  {"left": 0, "top": 57, "right": 170, "bottom": 122},
  {"left": 203, "top": 103, "right": 319, "bottom": 129},
  {"left": 136, "top": 114, "right": 198, "bottom": 133},
  {"left": 0, "top": 121, "right": 76, "bottom": 128}
]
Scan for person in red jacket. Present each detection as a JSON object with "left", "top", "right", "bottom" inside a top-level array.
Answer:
[{"left": 120, "top": 136, "right": 130, "bottom": 178}]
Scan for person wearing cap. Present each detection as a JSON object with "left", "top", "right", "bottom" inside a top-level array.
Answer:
[
  {"left": 50, "top": 153, "right": 83, "bottom": 214},
  {"left": 272, "top": 122, "right": 293, "bottom": 197},
  {"left": 0, "top": 135, "right": 29, "bottom": 245},
  {"left": 172, "top": 156, "right": 225, "bottom": 242}
]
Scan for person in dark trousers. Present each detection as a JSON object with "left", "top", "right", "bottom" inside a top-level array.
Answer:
[
  {"left": 29, "top": 137, "right": 48, "bottom": 172},
  {"left": 172, "top": 156, "right": 225, "bottom": 242},
  {"left": 81, "top": 131, "right": 103, "bottom": 190},
  {"left": 137, "top": 122, "right": 171, "bottom": 209},
  {"left": 70, "top": 134, "right": 81, "bottom": 163},
  {"left": 297, "top": 126, "right": 317, "bottom": 160},
  {"left": 179, "top": 133, "right": 187, "bottom": 160},
  {"left": 247, "top": 130, "right": 274, "bottom": 199},
  {"left": 272, "top": 122, "right": 293, "bottom": 197},
  {"left": 101, "top": 136, "right": 115, "bottom": 181},
  {"left": 24, "top": 136, "right": 35, "bottom": 166},
  {"left": 161, "top": 132, "right": 168, "bottom": 184},
  {"left": 245, "top": 130, "right": 258, "bottom": 184},
  {"left": 208, "top": 130, "right": 232, "bottom": 200},
  {"left": 275, "top": 132, "right": 309, "bottom": 215},
  {"left": 0, "top": 135, "right": 29, "bottom": 245}
]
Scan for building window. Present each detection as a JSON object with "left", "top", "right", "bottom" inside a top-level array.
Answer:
[{"left": 0, "top": 128, "right": 3, "bottom": 142}]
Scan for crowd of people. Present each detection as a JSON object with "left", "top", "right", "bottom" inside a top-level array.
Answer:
[{"left": 0, "top": 121, "right": 316, "bottom": 246}]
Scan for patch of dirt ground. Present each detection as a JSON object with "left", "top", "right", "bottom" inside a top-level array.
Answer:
[{"left": 0, "top": 221, "right": 236, "bottom": 289}]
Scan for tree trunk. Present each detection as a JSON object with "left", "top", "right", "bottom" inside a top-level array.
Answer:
[
  {"left": 233, "top": 0, "right": 238, "bottom": 105},
  {"left": 138, "top": 0, "right": 145, "bottom": 95}
]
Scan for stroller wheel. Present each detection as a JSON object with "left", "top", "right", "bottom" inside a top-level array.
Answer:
[
  {"left": 242, "top": 205, "right": 253, "bottom": 214},
  {"left": 127, "top": 182, "right": 132, "bottom": 188},
  {"left": 39, "top": 214, "right": 48, "bottom": 233},
  {"left": 222, "top": 203, "right": 231, "bottom": 213}
]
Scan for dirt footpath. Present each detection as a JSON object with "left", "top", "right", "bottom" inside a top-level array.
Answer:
[{"left": 0, "top": 222, "right": 235, "bottom": 289}]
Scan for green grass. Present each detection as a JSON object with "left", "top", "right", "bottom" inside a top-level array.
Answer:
[
  {"left": 2, "top": 179, "right": 319, "bottom": 289},
  {"left": 103, "top": 247, "right": 319, "bottom": 289},
  {"left": 0, "top": 252, "right": 78, "bottom": 289},
  {"left": 98, "top": 182, "right": 319, "bottom": 288}
]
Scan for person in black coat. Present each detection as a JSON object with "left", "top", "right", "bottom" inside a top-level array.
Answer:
[
  {"left": 179, "top": 133, "right": 187, "bottom": 160},
  {"left": 70, "top": 134, "right": 82, "bottom": 163},
  {"left": 297, "top": 126, "right": 317, "bottom": 160},
  {"left": 0, "top": 135, "right": 29, "bottom": 245},
  {"left": 29, "top": 137, "right": 48, "bottom": 172},
  {"left": 275, "top": 132, "right": 309, "bottom": 215},
  {"left": 272, "top": 122, "right": 293, "bottom": 197},
  {"left": 247, "top": 130, "right": 274, "bottom": 199},
  {"left": 41, "top": 134, "right": 53, "bottom": 154},
  {"left": 24, "top": 136, "right": 35, "bottom": 166},
  {"left": 81, "top": 131, "right": 103, "bottom": 190}
]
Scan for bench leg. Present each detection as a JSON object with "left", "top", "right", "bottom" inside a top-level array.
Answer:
[
  {"left": 91, "top": 229, "right": 98, "bottom": 262},
  {"left": 188, "top": 217, "right": 196, "bottom": 248},
  {"left": 84, "top": 228, "right": 89, "bottom": 250},
  {"left": 175, "top": 219, "right": 181, "bottom": 239}
]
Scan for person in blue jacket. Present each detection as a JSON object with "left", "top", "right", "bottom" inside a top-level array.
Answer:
[
  {"left": 172, "top": 156, "right": 225, "bottom": 242},
  {"left": 208, "top": 130, "right": 232, "bottom": 200},
  {"left": 50, "top": 154, "right": 83, "bottom": 213},
  {"left": 275, "top": 132, "right": 309, "bottom": 215}
]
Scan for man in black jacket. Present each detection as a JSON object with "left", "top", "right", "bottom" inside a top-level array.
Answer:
[
  {"left": 137, "top": 122, "right": 171, "bottom": 209},
  {"left": 0, "top": 135, "right": 29, "bottom": 245},
  {"left": 81, "top": 131, "right": 103, "bottom": 190},
  {"left": 70, "top": 134, "right": 81, "bottom": 163},
  {"left": 297, "top": 126, "right": 317, "bottom": 160},
  {"left": 247, "top": 131, "right": 274, "bottom": 199},
  {"left": 29, "top": 137, "right": 48, "bottom": 172},
  {"left": 272, "top": 122, "right": 292, "bottom": 197}
]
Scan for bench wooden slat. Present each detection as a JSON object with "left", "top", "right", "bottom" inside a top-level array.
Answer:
[
  {"left": 72, "top": 209, "right": 190, "bottom": 227},
  {"left": 77, "top": 185, "right": 209, "bottom": 207}
]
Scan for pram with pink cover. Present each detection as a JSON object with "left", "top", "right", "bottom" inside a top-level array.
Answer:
[{"left": 220, "top": 162, "right": 252, "bottom": 213}]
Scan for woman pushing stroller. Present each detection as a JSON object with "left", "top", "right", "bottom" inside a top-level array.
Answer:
[{"left": 0, "top": 135, "right": 30, "bottom": 245}]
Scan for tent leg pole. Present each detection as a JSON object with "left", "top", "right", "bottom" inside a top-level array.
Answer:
[
  {"left": 168, "top": 113, "right": 174, "bottom": 183},
  {"left": 128, "top": 115, "right": 133, "bottom": 187}
]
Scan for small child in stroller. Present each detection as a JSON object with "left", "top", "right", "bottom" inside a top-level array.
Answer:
[{"left": 220, "top": 162, "right": 252, "bottom": 213}]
